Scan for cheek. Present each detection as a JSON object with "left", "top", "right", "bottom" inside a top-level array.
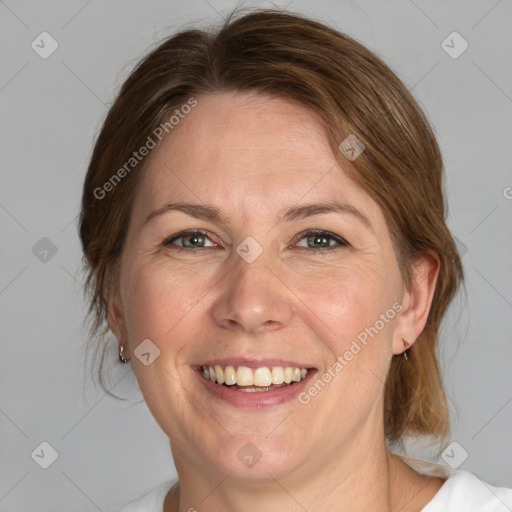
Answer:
[
  {"left": 120, "top": 260, "right": 202, "bottom": 342},
  {"left": 120, "top": 253, "right": 233, "bottom": 354},
  {"left": 291, "top": 259, "right": 396, "bottom": 350},
  {"left": 295, "top": 262, "right": 399, "bottom": 425}
]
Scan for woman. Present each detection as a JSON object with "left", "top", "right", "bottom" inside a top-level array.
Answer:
[{"left": 79, "top": 8, "right": 512, "bottom": 512}]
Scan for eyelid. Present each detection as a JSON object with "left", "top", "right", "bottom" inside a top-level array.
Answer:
[
  {"left": 163, "top": 229, "right": 217, "bottom": 247},
  {"left": 291, "top": 229, "right": 349, "bottom": 250},
  {"left": 163, "top": 228, "right": 349, "bottom": 252}
]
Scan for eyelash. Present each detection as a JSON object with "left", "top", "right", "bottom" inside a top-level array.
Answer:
[{"left": 162, "top": 229, "right": 349, "bottom": 254}]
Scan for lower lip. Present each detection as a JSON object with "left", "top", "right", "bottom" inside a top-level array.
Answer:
[{"left": 194, "top": 367, "right": 317, "bottom": 408}]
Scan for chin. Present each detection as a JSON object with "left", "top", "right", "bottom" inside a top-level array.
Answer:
[{"left": 199, "top": 434, "right": 308, "bottom": 481}]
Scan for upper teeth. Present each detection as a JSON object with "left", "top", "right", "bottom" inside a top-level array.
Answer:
[{"left": 201, "top": 365, "right": 309, "bottom": 386}]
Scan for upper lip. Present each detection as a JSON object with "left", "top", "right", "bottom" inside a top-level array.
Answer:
[{"left": 197, "top": 358, "right": 316, "bottom": 369}]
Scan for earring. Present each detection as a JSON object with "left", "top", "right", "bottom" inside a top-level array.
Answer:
[
  {"left": 401, "top": 338, "right": 410, "bottom": 360},
  {"left": 119, "top": 344, "right": 129, "bottom": 363}
]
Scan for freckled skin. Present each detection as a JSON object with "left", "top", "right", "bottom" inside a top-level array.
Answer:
[{"left": 108, "top": 91, "right": 442, "bottom": 511}]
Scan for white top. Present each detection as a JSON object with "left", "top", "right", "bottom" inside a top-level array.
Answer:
[{"left": 108, "top": 455, "right": 512, "bottom": 511}]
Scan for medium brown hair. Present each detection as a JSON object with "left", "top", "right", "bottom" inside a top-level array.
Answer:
[{"left": 79, "top": 8, "right": 465, "bottom": 449}]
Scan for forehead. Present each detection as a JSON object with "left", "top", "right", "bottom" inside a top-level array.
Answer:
[{"left": 135, "top": 91, "right": 382, "bottom": 227}]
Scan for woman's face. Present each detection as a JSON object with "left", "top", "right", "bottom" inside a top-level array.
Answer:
[{"left": 109, "top": 91, "right": 431, "bottom": 480}]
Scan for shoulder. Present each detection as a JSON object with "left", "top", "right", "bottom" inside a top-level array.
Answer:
[
  {"left": 398, "top": 454, "right": 512, "bottom": 511},
  {"left": 105, "top": 479, "right": 176, "bottom": 512},
  {"left": 423, "top": 470, "right": 512, "bottom": 511}
]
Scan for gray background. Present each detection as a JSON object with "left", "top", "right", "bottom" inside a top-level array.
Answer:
[{"left": 1, "top": 0, "right": 511, "bottom": 510}]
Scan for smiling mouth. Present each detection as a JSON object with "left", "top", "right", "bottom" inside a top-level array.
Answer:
[{"left": 199, "top": 364, "right": 311, "bottom": 392}]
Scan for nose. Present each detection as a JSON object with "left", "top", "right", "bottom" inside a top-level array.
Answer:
[{"left": 211, "top": 249, "right": 294, "bottom": 334}]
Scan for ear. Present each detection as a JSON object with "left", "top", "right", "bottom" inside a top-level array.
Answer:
[
  {"left": 105, "top": 263, "right": 130, "bottom": 357},
  {"left": 392, "top": 250, "right": 440, "bottom": 355}
]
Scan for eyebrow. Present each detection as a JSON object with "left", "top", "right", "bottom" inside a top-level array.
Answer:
[{"left": 143, "top": 201, "right": 373, "bottom": 231}]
